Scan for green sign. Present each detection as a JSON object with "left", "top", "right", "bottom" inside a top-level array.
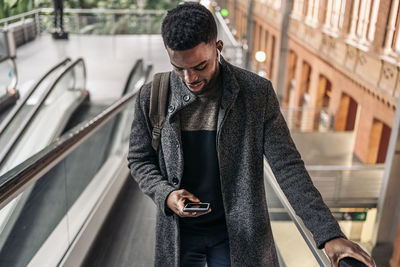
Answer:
[
  {"left": 220, "top": 9, "right": 229, "bottom": 17},
  {"left": 332, "top": 212, "right": 367, "bottom": 222}
]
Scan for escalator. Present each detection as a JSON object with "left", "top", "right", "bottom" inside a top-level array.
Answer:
[
  {"left": 0, "top": 57, "right": 90, "bottom": 265},
  {"left": 83, "top": 172, "right": 157, "bottom": 266},
  {"left": 0, "top": 59, "right": 151, "bottom": 267},
  {"left": 0, "top": 57, "right": 85, "bottom": 173},
  {"left": 0, "top": 56, "right": 368, "bottom": 267}
]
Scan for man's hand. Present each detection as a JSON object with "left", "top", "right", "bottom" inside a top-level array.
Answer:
[
  {"left": 166, "top": 189, "right": 211, "bottom": 217},
  {"left": 324, "top": 238, "right": 376, "bottom": 267}
]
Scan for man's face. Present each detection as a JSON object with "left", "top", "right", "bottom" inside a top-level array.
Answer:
[{"left": 166, "top": 42, "right": 220, "bottom": 94}]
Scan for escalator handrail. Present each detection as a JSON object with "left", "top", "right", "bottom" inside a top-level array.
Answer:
[
  {"left": 0, "top": 59, "right": 151, "bottom": 211},
  {"left": 263, "top": 157, "right": 332, "bottom": 266},
  {"left": 0, "top": 58, "right": 87, "bottom": 168},
  {"left": 0, "top": 58, "right": 72, "bottom": 136}
]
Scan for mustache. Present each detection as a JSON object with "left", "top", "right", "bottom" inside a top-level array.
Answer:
[{"left": 187, "top": 81, "right": 202, "bottom": 85}]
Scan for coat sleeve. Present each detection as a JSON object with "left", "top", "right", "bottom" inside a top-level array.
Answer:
[
  {"left": 127, "top": 84, "right": 176, "bottom": 216},
  {"left": 262, "top": 80, "right": 346, "bottom": 249}
]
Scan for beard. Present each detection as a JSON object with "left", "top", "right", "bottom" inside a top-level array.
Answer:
[{"left": 189, "top": 60, "right": 220, "bottom": 95}]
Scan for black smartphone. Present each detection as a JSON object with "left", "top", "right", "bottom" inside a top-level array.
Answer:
[
  {"left": 339, "top": 257, "right": 367, "bottom": 267},
  {"left": 183, "top": 202, "right": 210, "bottom": 212}
]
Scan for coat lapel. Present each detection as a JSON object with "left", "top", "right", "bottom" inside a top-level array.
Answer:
[
  {"left": 217, "top": 57, "right": 241, "bottom": 139},
  {"left": 163, "top": 72, "right": 197, "bottom": 179}
]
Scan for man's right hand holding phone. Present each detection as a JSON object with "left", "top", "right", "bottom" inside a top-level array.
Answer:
[{"left": 166, "top": 189, "right": 211, "bottom": 217}]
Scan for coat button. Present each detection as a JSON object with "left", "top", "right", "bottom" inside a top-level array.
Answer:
[
  {"left": 183, "top": 95, "right": 190, "bottom": 102},
  {"left": 168, "top": 105, "right": 175, "bottom": 113},
  {"left": 172, "top": 177, "right": 179, "bottom": 185}
]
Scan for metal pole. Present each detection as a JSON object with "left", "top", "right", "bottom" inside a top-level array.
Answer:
[
  {"left": 275, "top": 0, "right": 293, "bottom": 102},
  {"left": 244, "top": 0, "right": 255, "bottom": 70},
  {"left": 22, "top": 16, "right": 28, "bottom": 43},
  {"left": 372, "top": 92, "right": 400, "bottom": 263},
  {"left": 233, "top": 0, "right": 237, "bottom": 30},
  {"left": 35, "top": 12, "right": 41, "bottom": 35},
  {"left": 75, "top": 14, "right": 80, "bottom": 33}
]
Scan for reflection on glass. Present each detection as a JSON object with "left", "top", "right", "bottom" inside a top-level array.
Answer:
[
  {"left": 0, "top": 60, "right": 85, "bottom": 175},
  {"left": 0, "top": 60, "right": 87, "bottom": 265},
  {"left": 264, "top": 173, "right": 321, "bottom": 267},
  {"left": 0, "top": 60, "right": 146, "bottom": 265},
  {"left": 0, "top": 161, "right": 69, "bottom": 266}
]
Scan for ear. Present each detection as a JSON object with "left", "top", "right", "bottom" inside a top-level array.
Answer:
[{"left": 216, "top": 40, "right": 224, "bottom": 52}]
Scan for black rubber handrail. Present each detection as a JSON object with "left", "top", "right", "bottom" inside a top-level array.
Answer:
[
  {"left": 0, "top": 59, "right": 151, "bottom": 210},
  {"left": 0, "top": 58, "right": 71, "bottom": 135},
  {"left": 0, "top": 58, "right": 86, "bottom": 168},
  {"left": 339, "top": 257, "right": 367, "bottom": 267}
]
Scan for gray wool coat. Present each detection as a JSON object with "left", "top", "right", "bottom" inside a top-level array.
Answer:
[{"left": 127, "top": 57, "right": 345, "bottom": 266}]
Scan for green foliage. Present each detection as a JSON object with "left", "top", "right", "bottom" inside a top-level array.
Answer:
[
  {"left": 1, "top": 0, "right": 35, "bottom": 19},
  {"left": 1, "top": 0, "right": 180, "bottom": 19},
  {"left": 145, "top": 0, "right": 179, "bottom": 10}
]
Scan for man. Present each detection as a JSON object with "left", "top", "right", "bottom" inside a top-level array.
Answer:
[
  {"left": 53, "top": 0, "right": 64, "bottom": 32},
  {"left": 127, "top": 3, "right": 375, "bottom": 267}
]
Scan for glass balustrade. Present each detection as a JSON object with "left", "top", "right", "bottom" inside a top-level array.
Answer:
[
  {"left": 0, "top": 60, "right": 146, "bottom": 266},
  {"left": 0, "top": 59, "right": 86, "bottom": 175}
]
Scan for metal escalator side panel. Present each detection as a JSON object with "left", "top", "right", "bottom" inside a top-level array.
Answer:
[
  {"left": 0, "top": 58, "right": 72, "bottom": 136},
  {"left": 0, "top": 60, "right": 89, "bottom": 263}
]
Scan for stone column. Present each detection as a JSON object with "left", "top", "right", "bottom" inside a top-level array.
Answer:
[
  {"left": 383, "top": 0, "right": 399, "bottom": 52},
  {"left": 348, "top": 0, "right": 360, "bottom": 38}
]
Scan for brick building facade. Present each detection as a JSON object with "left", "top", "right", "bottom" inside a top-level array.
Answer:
[{"left": 217, "top": 0, "right": 398, "bottom": 165}]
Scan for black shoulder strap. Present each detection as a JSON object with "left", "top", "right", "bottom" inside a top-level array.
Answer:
[{"left": 149, "top": 72, "right": 170, "bottom": 152}]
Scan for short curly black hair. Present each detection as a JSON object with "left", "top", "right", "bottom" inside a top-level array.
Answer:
[{"left": 161, "top": 3, "right": 218, "bottom": 51}]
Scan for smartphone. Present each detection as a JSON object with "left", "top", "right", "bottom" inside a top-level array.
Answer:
[{"left": 183, "top": 202, "right": 210, "bottom": 212}]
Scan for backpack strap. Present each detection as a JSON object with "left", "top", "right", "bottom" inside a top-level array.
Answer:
[{"left": 149, "top": 72, "right": 171, "bottom": 152}]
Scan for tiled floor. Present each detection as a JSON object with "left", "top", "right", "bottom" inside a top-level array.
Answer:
[{"left": 14, "top": 34, "right": 171, "bottom": 104}]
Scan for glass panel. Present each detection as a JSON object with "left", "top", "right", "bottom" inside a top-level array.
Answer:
[
  {"left": 0, "top": 165, "right": 69, "bottom": 266},
  {"left": 0, "top": 31, "right": 9, "bottom": 62},
  {"left": 0, "top": 61, "right": 85, "bottom": 175},
  {"left": 264, "top": 161, "right": 383, "bottom": 266},
  {"left": 0, "top": 60, "right": 145, "bottom": 265},
  {"left": 280, "top": 107, "right": 334, "bottom": 131},
  {"left": 264, "top": 167, "right": 325, "bottom": 266},
  {"left": 40, "top": 12, "right": 166, "bottom": 35},
  {"left": 308, "top": 167, "right": 383, "bottom": 253},
  {"left": 0, "top": 59, "right": 15, "bottom": 96},
  {"left": 308, "top": 167, "right": 384, "bottom": 208},
  {"left": 61, "top": 67, "right": 144, "bottom": 263}
]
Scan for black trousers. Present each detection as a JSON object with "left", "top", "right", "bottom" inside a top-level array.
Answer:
[{"left": 180, "top": 230, "right": 231, "bottom": 267}]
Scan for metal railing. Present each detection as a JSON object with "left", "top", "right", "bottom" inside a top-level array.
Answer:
[
  {"left": 263, "top": 157, "right": 332, "bottom": 266},
  {"left": 281, "top": 106, "right": 335, "bottom": 132},
  {"left": 0, "top": 59, "right": 151, "bottom": 266},
  {"left": 264, "top": 159, "right": 376, "bottom": 266},
  {"left": 306, "top": 164, "right": 385, "bottom": 208},
  {"left": 0, "top": 8, "right": 167, "bottom": 35},
  {"left": 214, "top": 10, "right": 244, "bottom": 68},
  {"left": 40, "top": 8, "right": 166, "bottom": 34},
  {"left": 0, "top": 59, "right": 148, "bottom": 210}
]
